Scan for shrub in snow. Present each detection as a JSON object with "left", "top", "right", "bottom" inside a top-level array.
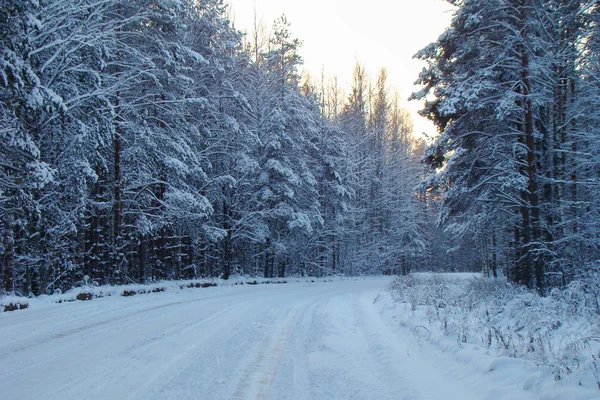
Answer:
[
  {"left": 1, "top": 294, "right": 29, "bottom": 312},
  {"left": 388, "top": 273, "right": 600, "bottom": 382},
  {"left": 3, "top": 302, "right": 28, "bottom": 312},
  {"left": 181, "top": 282, "right": 217, "bottom": 289},
  {"left": 76, "top": 292, "right": 94, "bottom": 301},
  {"left": 122, "top": 286, "right": 167, "bottom": 297}
]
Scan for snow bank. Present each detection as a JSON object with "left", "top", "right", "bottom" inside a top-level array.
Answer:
[
  {"left": 1, "top": 275, "right": 345, "bottom": 312},
  {"left": 387, "top": 273, "right": 600, "bottom": 397}
]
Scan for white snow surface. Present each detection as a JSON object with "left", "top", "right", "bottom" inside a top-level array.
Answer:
[{"left": 1, "top": 277, "right": 597, "bottom": 400}]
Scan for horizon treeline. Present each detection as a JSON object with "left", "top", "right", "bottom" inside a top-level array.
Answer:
[{"left": 0, "top": 0, "right": 438, "bottom": 295}]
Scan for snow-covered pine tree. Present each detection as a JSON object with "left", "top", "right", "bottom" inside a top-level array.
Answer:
[{"left": 415, "top": 0, "right": 600, "bottom": 291}]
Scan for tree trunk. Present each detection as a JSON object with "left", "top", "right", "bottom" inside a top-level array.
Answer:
[
  {"left": 523, "top": 39, "right": 543, "bottom": 294},
  {"left": 491, "top": 232, "right": 498, "bottom": 278},
  {"left": 516, "top": 0, "right": 543, "bottom": 293},
  {"left": 2, "top": 213, "right": 15, "bottom": 294},
  {"left": 222, "top": 200, "right": 231, "bottom": 280},
  {"left": 113, "top": 90, "right": 123, "bottom": 283}
]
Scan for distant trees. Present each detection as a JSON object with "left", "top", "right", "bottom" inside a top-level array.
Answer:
[
  {"left": 332, "top": 64, "right": 426, "bottom": 276},
  {"left": 0, "top": 1, "right": 427, "bottom": 295},
  {"left": 415, "top": 0, "right": 600, "bottom": 293}
]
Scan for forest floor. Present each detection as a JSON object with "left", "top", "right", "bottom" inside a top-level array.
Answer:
[{"left": 1, "top": 276, "right": 597, "bottom": 399}]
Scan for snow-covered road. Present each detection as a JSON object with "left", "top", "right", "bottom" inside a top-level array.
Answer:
[{"left": 0, "top": 278, "right": 560, "bottom": 400}]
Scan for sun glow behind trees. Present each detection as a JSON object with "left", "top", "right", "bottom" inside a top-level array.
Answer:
[{"left": 226, "top": 0, "right": 454, "bottom": 138}]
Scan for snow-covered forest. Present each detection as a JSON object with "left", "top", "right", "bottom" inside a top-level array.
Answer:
[
  {"left": 2, "top": 0, "right": 600, "bottom": 299},
  {"left": 0, "top": 0, "right": 430, "bottom": 295}
]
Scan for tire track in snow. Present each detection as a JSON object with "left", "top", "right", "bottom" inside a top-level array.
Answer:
[
  {"left": 263, "top": 297, "right": 325, "bottom": 400},
  {"left": 353, "top": 294, "right": 419, "bottom": 400},
  {"left": 123, "top": 301, "right": 258, "bottom": 400},
  {"left": 232, "top": 305, "right": 303, "bottom": 400},
  {"left": 280, "top": 300, "right": 318, "bottom": 400},
  {"left": 0, "top": 288, "right": 253, "bottom": 359},
  {"left": 355, "top": 292, "right": 478, "bottom": 400},
  {"left": 310, "top": 294, "right": 397, "bottom": 400},
  {"left": 2, "top": 296, "right": 261, "bottom": 400},
  {"left": 118, "top": 301, "right": 239, "bottom": 358},
  {"left": 0, "top": 293, "right": 253, "bottom": 388}
]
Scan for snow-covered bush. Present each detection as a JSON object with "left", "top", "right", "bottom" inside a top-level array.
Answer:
[
  {"left": 388, "top": 273, "right": 600, "bottom": 382},
  {"left": 388, "top": 273, "right": 457, "bottom": 311},
  {"left": 1, "top": 291, "right": 30, "bottom": 312}
]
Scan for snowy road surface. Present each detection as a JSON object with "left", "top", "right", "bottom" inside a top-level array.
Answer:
[{"left": 0, "top": 278, "right": 557, "bottom": 399}]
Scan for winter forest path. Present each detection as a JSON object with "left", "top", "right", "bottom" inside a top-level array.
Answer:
[{"left": 1, "top": 278, "right": 529, "bottom": 400}]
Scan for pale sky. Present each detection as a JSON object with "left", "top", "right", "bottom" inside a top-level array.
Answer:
[{"left": 226, "top": 0, "right": 454, "bottom": 138}]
